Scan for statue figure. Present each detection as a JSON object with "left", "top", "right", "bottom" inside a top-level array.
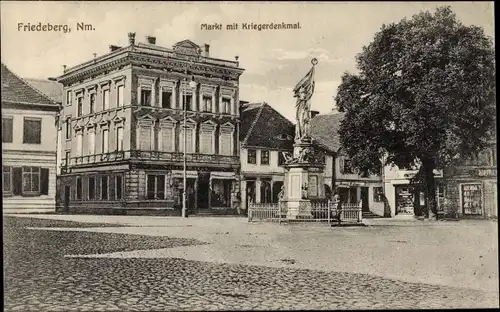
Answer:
[
  {"left": 293, "top": 58, "right": 318, "bottom": 141},
  {"left": 297, "top": 147, "right": 312, "bottom": 163},
  {"left": 301, "top": 183, "right": 309, "bottom": 199}
]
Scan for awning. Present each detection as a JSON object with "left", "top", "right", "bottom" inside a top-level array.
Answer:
[
  {"left": 171, "top": 170, "right": 198, "bottom": 179},
  {"left": 210, "top": 172, "right": 236, "bottom": 180}
]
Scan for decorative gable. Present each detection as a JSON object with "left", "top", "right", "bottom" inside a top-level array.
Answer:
[{"left": 173, "top": 40, "right": 201, "bottom": 56}]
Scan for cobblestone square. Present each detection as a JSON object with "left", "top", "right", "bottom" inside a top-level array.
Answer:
[{"left": 4, "top": 215, "right": 499, "bottom": 310}]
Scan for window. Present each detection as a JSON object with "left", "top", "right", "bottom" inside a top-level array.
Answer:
[
  {"left": 90, "top": 93, "right": 96, "bottom": 113},
  {"left": 66, "top": 90, "right": 72, "bottom": 105},
  {"left": 2, "top": 117, "right": 13, "bottom": 143},
  {"left": 88, "top": 176, "right": 96, "bottom": 200},
  {"left": 183, "top": 94, "right": 193, "bottom": 111},
  {"left": 261, "top": 150, "right": 270, "bottom": 165},
  {"left": 493, "top": 147, "right": 497, "bottom": 167},
  {"left": 247, "top": 149, "right": 256, "bottom": 164},
  {"left": 77, "top": 96, "right": 83, "bottom": 116},
  {"left": 221, "top": 97, "right": 231, "bottom": 114},
  {"left": 88, "top": 131, "right": 95, "bottom": 155},
  {"left": 161, "top": 89, "right": 172, "bottom": 108},
  {"left": 101, "top": 176, "right": 109, "bottom": 200},
  {"left": 139, "top": 125, "right": 152, "bottom": 151},
  {"left": 3, "top": 166, "right": 11, "bottom": 193},
  {"left": 65, "top": 119, "right": 72, "bottom": 140},
  {"left": 147, "top": 174, "right": 165, "bottom": 200},
  {"left": 23, "top": 118, "right": 41, "bottom": 144},
  {"left": 116, "top": 127, "right": 123, "bottom": 151},
  {"left": 117, "top": 85, "right": 124, "bottom": 107},
  {"left": 115, "top": 175, "right": 123, "bottom": 200},
  {"left": 342, "top": 158, "right": 354, "bottom": 174},
  {"left": 461, "top": 184, "right": 482, "bottom": 215},
  {"left": 76, "top": 133, "right": 83, "bottom": 156},
  {"left": 102, "top": 129, "right": 109, "bottom": 154},
  {"left": 373, "top": 187, "right": 384, "bottom": 202},
  {"left": 22, "top": 167, "right": 40, "bottom": 193},
  {"left": 102, "top": 89, "right": 110, "bottom": 110},
  {"left": 141, "top": 89, "right": 152, "bottom": 106},
  {"left": 76, "top": 177, "right": 82, "bottom": 200},
  {"left": 202, "top": 95, "right": 212, "bottom": 112}
]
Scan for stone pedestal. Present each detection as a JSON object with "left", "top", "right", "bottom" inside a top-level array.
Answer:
[{"left": 283, "top": 138, "right": 326, "bottom": 220}]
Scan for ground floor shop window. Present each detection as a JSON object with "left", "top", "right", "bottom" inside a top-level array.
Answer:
[
  {"left": 88, "top": 176, "right": 96, "bottom": 200},
  {"left": 211, "top": 179, "right": 232, "bottom": 207},
  {"left": 461, "top": 184, "right": 483, "bottom": 215},
  {"left": 395, "top": 186, "right": 414, "bottom": 215},
  {"left": 115, "top": 176, "right": 123, "bottom": 200},
  {"left": 3, "top": 166, "right": 12, "bottom": 193},
  {"left": 76, "top": 177, "right": 82, "bottom": 200},
  {"left": 147, "top": 174, "right": 166, "bottom": 200}
]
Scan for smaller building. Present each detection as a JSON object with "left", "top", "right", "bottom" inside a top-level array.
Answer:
[
  {"left": 1, "top": 64, "right": 61, "bottom": 213},
  {"left": 239, "top": 102, "right": 295, "bottom": 211},
  {"left": 442, "top": 141, "right": 497, "bottom": 218},
  {"left": 310, "top": 112, "right": 384, "bottom": 215}
]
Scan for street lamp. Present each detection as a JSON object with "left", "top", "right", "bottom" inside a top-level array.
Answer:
[{"left": 182, "top": 75, "right": 196, "bottom": 218}]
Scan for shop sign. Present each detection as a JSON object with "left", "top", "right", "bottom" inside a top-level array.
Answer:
[{"left": 468, "top": 169, "right": 496, "bottom": 177}]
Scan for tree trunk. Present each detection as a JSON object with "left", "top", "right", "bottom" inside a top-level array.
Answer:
[{"left": 422, "top": 159, "right": 438, "bottom": 220}]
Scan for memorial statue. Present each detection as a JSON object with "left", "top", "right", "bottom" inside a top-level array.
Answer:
[{"left": 293, "top": 58, "right": 318, "bottom": 141}]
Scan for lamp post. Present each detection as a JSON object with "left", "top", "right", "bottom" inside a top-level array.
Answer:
[{"left": 182, "top": 76, "right": 196, "bottom": 218}]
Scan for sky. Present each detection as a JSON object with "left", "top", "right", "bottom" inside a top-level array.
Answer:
[{"left": 1, "top": 1, "right": 494, "bottom": 122}]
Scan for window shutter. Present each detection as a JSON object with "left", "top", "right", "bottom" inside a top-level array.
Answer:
[
  {"left": 40, "top": 168, "right": 49, "bottom": 195},
  {"left": 201, "top": 131, "right": 212, "bottom": 154},
  {"left": 139, "top": 126, "right": 152, "bottom": 151},
  {"left": 220, "top": 132, "right": 231, "bottom": 155},
  {"left": 12, "top": 167, "right": 22, "bottom": 195},
  {"left": 162, "top": 127, "right": 173, "bottom": 152}
]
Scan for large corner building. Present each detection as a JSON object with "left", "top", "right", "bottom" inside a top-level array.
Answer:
[{"left": 56, "top": 33, "right": 244, "bottom": 215}]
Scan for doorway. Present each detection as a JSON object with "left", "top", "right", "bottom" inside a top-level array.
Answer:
[
  {"left": 246, "top": 180, "right": 256, "bottom": 210},
  {"left": 361, "top": 187, "right": 369, "bottom": 212},
  {"left": 197, "top": 173, "right": 210, "bottom": 209},
  {"left": 64, "top": 185, "right": 71, "bottom": 213}
]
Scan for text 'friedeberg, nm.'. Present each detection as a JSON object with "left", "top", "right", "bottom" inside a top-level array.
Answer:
[{"left": 201, "top": 22, "right": 301, "bottom": 31}]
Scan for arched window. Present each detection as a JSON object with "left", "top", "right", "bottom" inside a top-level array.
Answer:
[
  {"left": 272, "top": 181, "right": 284, "bottom": 203},
  {"left": 260, "top": 180, "right": 272, "bottom": 203}
]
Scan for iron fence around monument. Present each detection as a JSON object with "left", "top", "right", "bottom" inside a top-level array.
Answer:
[{"left": 248, "top": 200, "right": 363, "bottom": 224}]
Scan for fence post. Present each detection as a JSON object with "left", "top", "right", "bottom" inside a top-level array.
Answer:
[
  {"left": 358, "top": 200, "right": 362, "bottom": 223},
  {"left": 327, "top": 200, "right": 331, "bottom": 225},
  {"left": 248, "top": 202, "right": 252, "bottom": 222},
  {"left": 278, "top": 201, "right": 282, "bottom": 224}
]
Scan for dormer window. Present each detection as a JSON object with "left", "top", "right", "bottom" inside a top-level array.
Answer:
[{"left": 276, "top": 134, "right": 292, "bottom": 141}]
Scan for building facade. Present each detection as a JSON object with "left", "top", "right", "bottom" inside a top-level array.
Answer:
[
  {"left": 382, "top": 164, "right": 444, "bottom": 218},
  {"left": 1, "top": 64, "right": 60, "bottom": 213},
  {"left": 56, "top": 33, "right": 244, "bottom": 215},
  {"left": 442, "top": 141, "right": 497, "bottom": 218},
  {"left": 310, "top": 112, "right": 385, "bottom": 216}
]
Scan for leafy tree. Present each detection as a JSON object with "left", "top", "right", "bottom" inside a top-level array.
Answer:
[{"left": 335, "top": 6, "right": 495, "bottom": 218}]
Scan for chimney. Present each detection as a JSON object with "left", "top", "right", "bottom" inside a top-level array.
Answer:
[
  {"left": 128, "top": 32, "right": 136, "bottom": 45},
  {"left": 311, "top": 110, "right": 320, "bottom": 118},
  {"left": 204, "top": 44, "right": 210, "bottom": 57},
  {"left": 109, "top": 45, "right": 121, "bottom": 52},
  {"left": 146, "top": 36, "right": 156, "bottom": 44},
  {"left": 63, "top": 65, "right": 67, "bottom": 73}
]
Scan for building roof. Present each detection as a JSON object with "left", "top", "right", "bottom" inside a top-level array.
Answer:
[
  {"left": 1, "top": 63, "right": 59, "bottom": 107},
  {"left": 240, "top": 102, "right": 295, "bottom": 151},
  {"left": 24, "top": 78, "right": 63, "bottom": 104},
  {"left": 310, "top": 112, "right": 345, "bottom": 152}
]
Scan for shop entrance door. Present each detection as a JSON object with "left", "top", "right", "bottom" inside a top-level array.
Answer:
[{"left": 361, "top": 187, "right": 369, "bottom": 212}]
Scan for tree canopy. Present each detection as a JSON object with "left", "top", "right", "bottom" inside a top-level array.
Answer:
[{"left": 334, "top": 6, "right": 495, "bottom": 217}]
